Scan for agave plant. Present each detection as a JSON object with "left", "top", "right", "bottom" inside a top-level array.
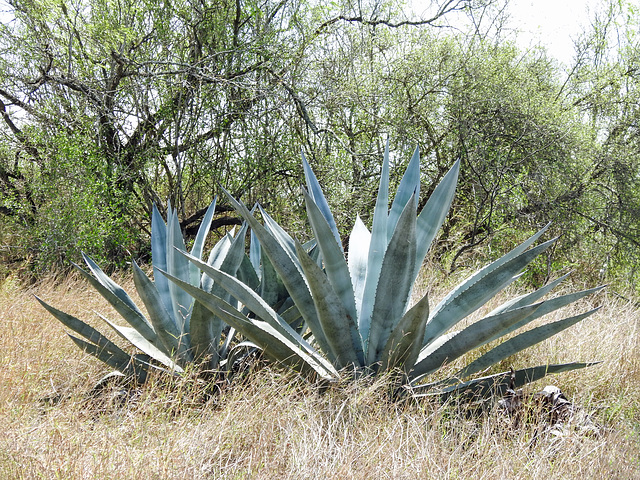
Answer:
[
  {"left": 36, "top": 199, "right": 254, "bottom": 383},
  {"left": 164, "top": 143, "right": 603, "bottom": 398}
]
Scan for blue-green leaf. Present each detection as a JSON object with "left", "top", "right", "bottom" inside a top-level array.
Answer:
[
  {"left": 303, "top": 187, "right": 358, "bottom": 325},
  {"left": 359, "top": 140, "right": 391, "bottom": 345},
  {"left": 380, "top": 292, "right": 430, "bottom": 373},
  {"left": 414, "top": 159, "right": 459, "bottom": 279},
  {"left": 295, "top": 240, "right": 364, "bottom": 368},
  {"left": 424, "top": 234, "right": 556, "bottom": 347},
  {"left": 302, "top": 151, "right": 341, "bottom": 248},
  {"left": 388, "top": 145, "right": 420, "bottom": 241},
  {"left": 367, "top": 195, "right": 417, "bottom": 365},
  {"left": 348, "top": 216, "right": 370, "bottom": 320}
]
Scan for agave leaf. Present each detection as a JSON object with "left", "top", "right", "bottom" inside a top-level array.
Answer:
[
  {"left": 190, "top": 224, "right": 249, "bottom": 365},
  {"left": 73, "top": 260, "right": 157, "bottom": 343},
  {"left": 348, "top": 216, "right": 371, "bottom": 320},
  {"left": 412, "top": 304, "right": 542, "bottom": 379},
  {"left": 151, "top": 203, "right": 173, "bottom": 317},
  {"left": 302, "top": 151, "right": 342, "bottom": 248},
  {"left": 160, "top": 260, "right": 327, "bottom": 367},
  {"left": 425, "top": 362, "right": 600, "bottom": 401},
  {"left": 131, "top": 261, "right": 186, "bottom": 360},
  {"left": 250, "top": 229, "right": 261, "bottom": 277},
  {"left": 98, "top": 313, "right": 184, "bottom": 373},
  {"left": 218, "top": 326, "right": 238, "bottom": 361},
  {"left": 387, "top": 145, "right": 420, "bottom": 241},
  {"left": 66, "top": 334, "right": 147, "bottom": 383},
  {"left": 236, "top": 253, "right": 261, "bottom": 291},
  {"left": 221, "top": 190, "right": 333, "bottom": 357},
  {"left": 258, "top": 204, "right": 300, "bottom": 266},
  {"left": 359, "top": 140, "right": 391, "bottom": 345},
  {"left": 367, "top": 195, "right": 418, "bottom": 365},
  {"left": 303, "top": 187, "right": 358, "bottom": 325},
  {"left": 294, "top": 240, "right": 364, "bottom": 369},
  {"left": 484, "top": 285, "right": 605, "bottom": 344},
  {"left": 424, "top": 235, "right": 557, "bottom": 347},
  {"left": 189, "top": 198, "right": 217, "bottom": 285},
  {"left": 161, "top": 271, "right": 337, "bottom": 380},
  {"left": 380, "top": 293, "right": 430, "bottom": 373},
  {"left": 486, "top": 273, "right": 570, "bottom": 318},
  {"left": 81, "top": 253, "right": 142, "bottom": 315},
  {"left": 414, "top": 159, "right": 460, "bottom": 278},
  {"left": 453, "top": 307, "right": 601, "bottom": 381},
  {"left": 166, "top": 207, "right": 193, "bottom": 333},
  {"left": 259, "top": 250, "right": 288, "bottom": 308},
  {"left": 35, "top": 296, "right": 133, "bottom": 366}
]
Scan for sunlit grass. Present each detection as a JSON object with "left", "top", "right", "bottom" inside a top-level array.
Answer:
[{"left": 0, "top": 270, "right": 638, "bottom": 479}]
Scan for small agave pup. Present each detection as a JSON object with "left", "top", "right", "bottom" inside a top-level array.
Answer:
[
  {"left": 37, "top": 199, "right": 254, "bottom": 383},
  {"left": 166, "top": 143, "right": 603, "bottom": 399}
]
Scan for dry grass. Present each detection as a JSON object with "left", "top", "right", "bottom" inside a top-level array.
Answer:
[{"left": 0, "top": 271, "right": 639, "bottom": 479}]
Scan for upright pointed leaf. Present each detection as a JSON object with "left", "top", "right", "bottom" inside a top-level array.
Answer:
[
  {"left": 348, "top": 216, "right": 371, "bottom": 320},
  {"left": 151, "top": 203, "right": 171, "bottom": 314},
  {"left": 380, "top": 292, "right": 430, "bottom": 373},
  {"left": 166, "top": 208, "right": 193, "bottom": 333},
  {"left": 303, "top": 188, "right": 358, "bottom": 324},
  {"left": 367, "top": 195, "right": 418, "bottom": 365},
  {"left": 388, "top": 145, "right": 420, "bottom": 240},
  {"left": 359, "top": 140, "right": 391, "bottom": 343},
  {"left": 414, "top": 159, "right": 460, "bottom": 278},
  {"left": 131, "top": 261, "right": 186, "bottom": 360},
  {"left": 222, "top": 190, "right": 333, "bottom": 358},
  {"left": 295, "top": 241, "right": 364, "bottom": 368},
  {"left": 302, "top": 151, "right": 341, "bottom": 248}
]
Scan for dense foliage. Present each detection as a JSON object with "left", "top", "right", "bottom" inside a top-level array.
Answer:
[{"left": 1, "top": 0, "right": 639, "bottom": 288}]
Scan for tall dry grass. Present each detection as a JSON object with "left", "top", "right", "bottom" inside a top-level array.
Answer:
[{"left": 0, "top": 271, "right": 638, "bottom": 479}]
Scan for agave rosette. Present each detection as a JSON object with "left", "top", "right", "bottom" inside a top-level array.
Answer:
[{"left": 166, "top": 143, "right": 603, "bottom": 397}]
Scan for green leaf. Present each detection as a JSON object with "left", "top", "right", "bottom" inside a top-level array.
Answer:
[
  {"left": 161, "top": 257, "right": 326, "bottom": 366},
  {"left": 387, "top": 145, "right": 420, "bottom": 241},
  {"left": 166, "top": 207, "right": 193, "bottom": 334},
  {"left": 414, "top": 159, "right": 459, "bottom": 279},
  {"left": 302, "top": 151, "right": 342, "bottom": 248},
  {"left": 454, "top": 307, "right": 601, "bottom": 380},
  {"left": 35, "top": 296, "right": 132, "bottom": 367},
  {"left": 131, "top": 260, "right": 186, "bottom": 360},
  {"left": 424, "top": 234, "right": 556, "bottom": 347},
  {"left": 303, "top": 187, "right": 358, "bottom": 325},
  {"left": 412, "top": 304, "right": 542, "bottom": 379},
  {"left": 189, "top": 198, "right": 217, "bottom": 285},
  {"left": 348, "top": 216, "right": 370, "bottom": 320},
  {"left": 425, "top": 363, "right": 600, "bottom": 401},
  {"left": 367, "top": 195, "right": 417, "bottom": 365},
  {"left": 380, "top": 293, "right": 430, "bottom": 373},
  {"left": 221, "top": 190, "right": 333, "bottom": 359},
  {"left": 98, "top": 313, "right": 184, "bottom": 373},
  {"left": 294, "top": 240, "right": 364, "bottom": 368},
  {"left": 66, "top": 334, "right": 147, "bottom": 383},
  {"left": 161, "top": 270, "right": 337, "bottom": 380},
  {"left": 359, "top": 140, "right": 390, "bottom": 346},
  {"left": 151, "top": 203, "right": 171, "bottom": 315},
  {"left": 73, "top": 259, "right": 157, "bottom": 344},
  {"left": 484, "top": 285, "right": 605, "bottom": 344}
]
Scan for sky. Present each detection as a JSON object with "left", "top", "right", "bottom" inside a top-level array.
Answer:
[
  {"left": 409, "top": 0, "right": 605, "bottom": 67},
  {"left": 503, "top": 0, "right": 602, "bottom": 66}
]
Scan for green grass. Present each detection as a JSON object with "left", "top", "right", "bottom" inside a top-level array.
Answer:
[{"left": 0, "top": 270, "right": 639, "bottom": 479}]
